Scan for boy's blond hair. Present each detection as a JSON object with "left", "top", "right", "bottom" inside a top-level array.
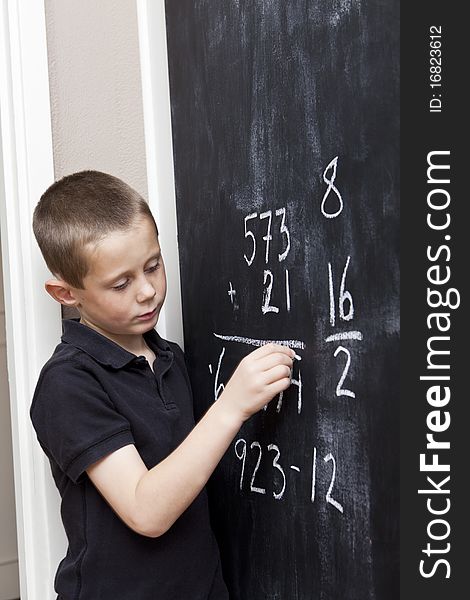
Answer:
[{"left": 33, "top": 170, "right": 157, "bottom": 288}]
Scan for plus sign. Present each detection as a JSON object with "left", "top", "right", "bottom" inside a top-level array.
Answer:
[{"left": 227, "top": 281, "right": 236, "bottom": 304}]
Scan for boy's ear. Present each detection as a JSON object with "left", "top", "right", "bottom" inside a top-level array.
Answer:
[{"left": 45, "top": 278, "right": 80, "bottom": 307}]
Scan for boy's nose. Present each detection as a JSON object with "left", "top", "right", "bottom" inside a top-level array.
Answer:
[{"left": 137, "top": 280, "right": 157, "bottom": 303}]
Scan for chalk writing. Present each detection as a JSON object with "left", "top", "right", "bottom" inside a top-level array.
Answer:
[
  {"left": 233, "top": 438, "right": 343, "bottom": 511},
  {"left": 321, "top": 156, "right": 343, "bottom": 219}
]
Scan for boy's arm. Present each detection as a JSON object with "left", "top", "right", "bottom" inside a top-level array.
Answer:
[{"left": 87, "top": 343, "right": 294, "bottom": 537}]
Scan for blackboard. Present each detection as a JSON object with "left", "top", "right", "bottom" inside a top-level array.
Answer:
[{"left": 164, "top": 1, "right": 399, "bottom": 598}]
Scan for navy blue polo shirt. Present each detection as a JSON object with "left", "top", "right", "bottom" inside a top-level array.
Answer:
[{"left": 31, "top": 319, "right": 228, "bottom": 600}]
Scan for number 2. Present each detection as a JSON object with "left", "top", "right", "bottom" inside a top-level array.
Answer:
[
  {"left": 324, "top": 453, "right": 344, "bottom": 513},
  {"left": 334, "top": 346, "right": 355, "bottom": 398},
  {"left": 262, "top": 270, "right": 279, "bottom": 314},
  {"left": 250, "top": 442, "right": 266, "bottom": 494}
]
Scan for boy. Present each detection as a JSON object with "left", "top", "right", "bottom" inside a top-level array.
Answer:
[{"left": 31, "top": 170, "right": 294, "bottom": 599}]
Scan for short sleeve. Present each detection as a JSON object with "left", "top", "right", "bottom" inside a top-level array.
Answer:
[{"left": 31, "top": 360, "right": 134, "bottom": 483}]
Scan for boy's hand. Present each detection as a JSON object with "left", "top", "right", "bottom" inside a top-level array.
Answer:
[{"left": 219, "top": 343, "right": 295, "bottom": 422}]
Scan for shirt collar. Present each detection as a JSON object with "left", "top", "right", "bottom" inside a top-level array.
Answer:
[{"left": 61, "top": 319, "right": 173, "bottom": 369}]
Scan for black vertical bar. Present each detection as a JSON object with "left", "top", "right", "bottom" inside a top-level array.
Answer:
[{"left": 401, "top": 3, "right": 466, "bottom": 598}]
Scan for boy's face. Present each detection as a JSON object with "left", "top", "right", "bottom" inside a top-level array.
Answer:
[{"left": 70, "top": 216, "right": 166, "bottom": 345}]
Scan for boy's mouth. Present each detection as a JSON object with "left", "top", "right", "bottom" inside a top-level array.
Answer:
[{"left": 136, "top": 307, "right": 158, "bottom": 321}]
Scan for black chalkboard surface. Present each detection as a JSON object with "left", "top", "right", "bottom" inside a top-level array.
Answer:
[{"left": 165, "top": 1, "right": 399, "bottom": 598}]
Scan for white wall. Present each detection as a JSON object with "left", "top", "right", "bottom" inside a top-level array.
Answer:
[
  {"left": 44, "top": 0, "right": 147, "bottom": 196},
  {"left": 0, "top": 244, "right": 20, "bottom": 600}
]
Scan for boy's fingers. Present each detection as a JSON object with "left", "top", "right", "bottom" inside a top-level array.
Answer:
[
  {"left": 263, "top": 364, "right": 292, "bottom": 385},
  {"left": 251, "top": 343, "right": 295, "bottom": 360},
  {"left": 265, "top": 374, "right": 292, "bottom": 398},
  {"left": 258, "top": 352, "right": 294, "bottom": 372}
]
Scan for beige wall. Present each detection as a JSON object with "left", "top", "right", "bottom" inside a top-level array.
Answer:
[
  {"left": 0, "top": 243, "right": 20, "bottom": 600},
  {"left": 44, "top": 0, "right": 147, "bottom": 198}
]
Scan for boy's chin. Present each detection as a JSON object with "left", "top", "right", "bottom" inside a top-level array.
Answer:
[
  {"left": 136, "top": 314, "right": 160, "bottom": 332},
  {"left": 140, "top": 321, "right": 158, "bottom": 333}
]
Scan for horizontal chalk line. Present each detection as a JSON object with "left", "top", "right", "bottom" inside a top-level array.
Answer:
[
  {"left": 325, "top": 331, "right": 363, "bottom": 343},
  {"left": 213, "top": 333, "right": 305, "bottom": 351}
]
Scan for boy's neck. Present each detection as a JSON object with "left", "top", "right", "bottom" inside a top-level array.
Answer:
[{"left": 78, "top": 318, "right": 153, "bottom": 359}]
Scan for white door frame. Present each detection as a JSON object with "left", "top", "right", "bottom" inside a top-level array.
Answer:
[
  {"left": 136, "top": 0, "right": 184, "bottom": 348},
  {"left": 0, "top": 1, "right": 65, "bottom": 598}
]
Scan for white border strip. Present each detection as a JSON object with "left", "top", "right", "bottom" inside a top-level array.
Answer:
[
  {"left": 0, "top": 1, "right": 64, "bottom": 598},
  {"left": 136, "top": 0, "right": 184, "bottom": 348}
]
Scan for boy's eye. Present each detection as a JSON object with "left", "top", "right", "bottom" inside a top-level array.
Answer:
[
  {"left": 146, "top": 262, "right": 160, "bottom": 273},
  {"left": 112, "top": 280, "right": 129, "bottom": 291}
]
